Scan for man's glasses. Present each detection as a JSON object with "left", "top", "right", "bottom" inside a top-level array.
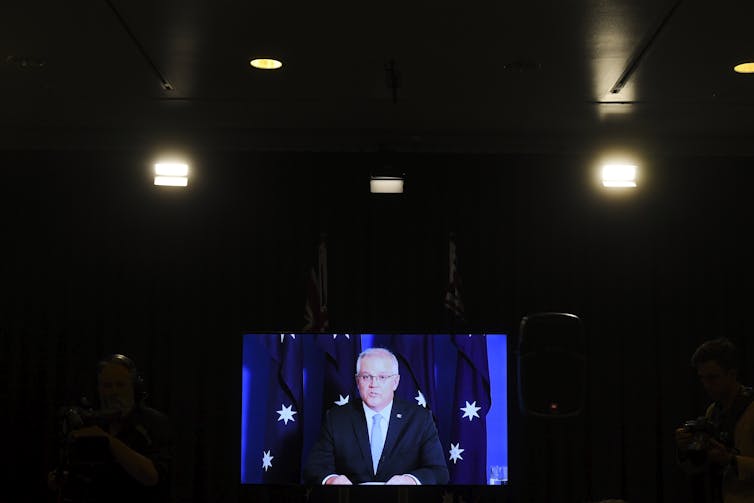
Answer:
[{"left": 356, "top": 374, "right": 397, "bottom": 384}]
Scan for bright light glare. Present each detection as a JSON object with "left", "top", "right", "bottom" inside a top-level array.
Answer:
[
  {"left": 370, "top": 177, "right": 404, "bottom": 193},
  {"left": 154, "top": 162, "right": 189, "bottom": 176},
  {"left": 602, "top": 180, "right": 637, "bottom": 188},
  {"left": 733, "top": 62, "right": 754, "bottom": 74},
  {"left": 601, "top": 164, "right": 637, "bottom": 188},
  {"left": 250, "top": 58, "right": 283, "bottom": 70},
  {"left": 154, "top": 176, "right": 188, "bottom": 187}
]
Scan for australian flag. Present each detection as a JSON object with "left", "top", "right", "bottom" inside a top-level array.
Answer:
[
  {"left": 448, "top": 334, "right": 491, "bottom": 484},
  {"left": 303, "top": 234, "right": 329, "bottom": 332},
  {"left": 444, "top": 233, "right": 491, "bottom": 484},
  {"left": 391, "top": 334, "right": 438, "bottom": 413},
  {"left": 260, "top": 334, "right": 304, "bottom": 483},
  {"left": 316, "top": 333, "right": 361, "bottom": 411}
]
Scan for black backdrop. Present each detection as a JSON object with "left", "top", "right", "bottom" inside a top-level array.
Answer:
[{"left": 2, "top": 149, "right": 754, "bottom": 503}]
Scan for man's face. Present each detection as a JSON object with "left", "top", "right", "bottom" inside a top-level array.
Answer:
[
  {"left": 697, "top": 360, "right": 737, "bottom": 401},
  {"left": 356, "top": 354, "right": 399, "bottom": 412},
  {"left": 98, "top": 362, "right": 135, "bottom": 415}
]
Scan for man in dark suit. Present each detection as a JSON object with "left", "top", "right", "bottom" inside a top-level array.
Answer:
[{"left": 304, "top": 347, "right": 449, "bottom": 485}]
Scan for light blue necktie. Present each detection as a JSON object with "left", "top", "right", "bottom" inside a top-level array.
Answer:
[{"left": 370, "top": 414, "right": 384, "bottom": 475}]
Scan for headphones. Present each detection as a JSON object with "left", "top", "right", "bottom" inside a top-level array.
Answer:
[{"left": 97, "top": 353, "right": 147, "bottom": 404}]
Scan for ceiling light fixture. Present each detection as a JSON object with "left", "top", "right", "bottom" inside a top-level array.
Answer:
[
  {"left": 601, "top": 164, "right": 637, "bottom": 188},
  {"left": 154, "top": 176, "right": 188, "bottom": 187},
  {"left": 154, "top": 162, "right": 189, "bottom": 187},
  {"left": 733, "top": 62, "right": 754, "bottom": 74},
  {"left": 370, "top": 176, "right": 404, "bottom": 194},
  {"left": 250, "top": 58, "right": 283, "bottom": 70}
]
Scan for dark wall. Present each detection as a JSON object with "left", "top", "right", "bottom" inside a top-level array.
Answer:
[{"left": 2, "top": 149, "right": 753, "bottom": 503}]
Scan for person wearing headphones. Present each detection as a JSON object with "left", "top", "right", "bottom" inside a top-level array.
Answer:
[
  {"left": 49, "top": 354, "right": 172, "bottom": 502},
  {"left": 675, "top": 338, "right": 754, "bottom": 503}
]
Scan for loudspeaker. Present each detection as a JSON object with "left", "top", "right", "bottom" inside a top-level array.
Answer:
[{"left": 517, "top": 312, "right": 585, "bottom": 418}]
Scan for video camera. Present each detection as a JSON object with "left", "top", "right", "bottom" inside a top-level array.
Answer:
[
  {"left": 58, "top": 405, "right": 122, "bottom": 434},
  {"left": 682, "top": 416, "right": 719, "bottom": 440},
  {"left": 57, "top": 403, "right": 123, "bottom": 469},
  {"left": 681, "top": 416, "right": 724, "bottom": 465}
]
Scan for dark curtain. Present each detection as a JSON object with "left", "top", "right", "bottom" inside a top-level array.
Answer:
[{"left": 2, "top": 149, "right": 754, "bottom": 503}]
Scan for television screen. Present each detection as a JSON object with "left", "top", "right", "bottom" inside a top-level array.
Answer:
[{"left": 240, "top": 333, "right": 508, "bottom": 486}]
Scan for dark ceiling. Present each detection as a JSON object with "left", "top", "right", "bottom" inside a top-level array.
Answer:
[{"left": 2, "top": 0, "right": 754, "bottom": 154}]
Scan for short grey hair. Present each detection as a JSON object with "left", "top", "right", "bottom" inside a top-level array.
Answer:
[{"left": 356, "top": 347, "right": 399, "bottom": 375}]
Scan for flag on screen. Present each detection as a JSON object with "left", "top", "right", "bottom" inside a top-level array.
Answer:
[
  {"left": 391, "top": 334, "right": 438, "bottom": 413},
  {"left": 260, "top": 333, "right": 303, "bottom": 483},
  {"left": 448, "top": 334, "right": 491, "bottom": 484},
  {"left": 316, "top": 333, "right": 361, "bottom": 410},
  {"left": 303, "top": 234, "right": 328, "bottom": 332},
  {"left": 443, "top": 233, "right": 491, "bottom": 484}
]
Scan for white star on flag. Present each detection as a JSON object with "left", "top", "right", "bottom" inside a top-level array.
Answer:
[
  {"left": 262, "top": 450, "right": 274, "bottom": 471},
  {"left": 460, "top": 400, "right": 481, "bottom": 421},
  {"left": 332, "top": 334, "right": 350, "bottom": 340},
  {"left": 276, "top": 403, "right": 298, "bottom": 425},
  {"left": 334, "top": 394, "right": 350, "bottom": 406},
  {"left": 279, "top": 333, "right": 296, "bottom": 343},
  {"left": 415, "top": 390, "right": 427, "bottom": 408},
  {"left": 448, "top": 442, "right": 464, "bottom": 464}
]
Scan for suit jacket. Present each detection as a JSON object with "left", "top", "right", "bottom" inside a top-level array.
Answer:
[{"left": 303, "top": 397, "right": 449, "bottom": 485}]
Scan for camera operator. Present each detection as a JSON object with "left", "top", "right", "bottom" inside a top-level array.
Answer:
[
  {"left": 675, "top": 338, "right": 754, "bottom": 503},
  {"left": 48, "top": 354, "right": 172, "bottom": 503}
]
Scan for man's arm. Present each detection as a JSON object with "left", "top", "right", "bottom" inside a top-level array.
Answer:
[
  {"left": 403, "top": 408, "right": 449, "bottom": 485},
  {"left": 134, "top": 411, "right": 173, "bottom": 491},
  {"left": 109, "top": 434, "right": 160, "bottom": 486},
  {"left": 304, "top": 410, "right": 346, "bottom": 485},
  {"left": 72, "top": 426, "right": 159, "bottom": 486}
]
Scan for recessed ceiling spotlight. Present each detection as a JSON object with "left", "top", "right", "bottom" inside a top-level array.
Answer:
[
  {"left": 250, "top": 58, "right": 283, "bottom": 70},
  {"left": 733, "top": 62, "right": 754, "bottom": 74}
]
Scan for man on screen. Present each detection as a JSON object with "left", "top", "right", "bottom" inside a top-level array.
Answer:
[{"left": 304, "top": 347, "right": 449, "bottom": 485}]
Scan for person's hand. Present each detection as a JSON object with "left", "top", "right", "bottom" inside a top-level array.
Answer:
[
  {"left": 706, "top": 438, "right": 734, "bottom": 466},
  {"left": 325, "top": 475, "right": 353, "bottom": 485},
  {"left": 385, "top": 475, "right": 417, "bottom": 485},
  {"left": 675, "top": 427, "right": 694, "bottom": 450}
]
